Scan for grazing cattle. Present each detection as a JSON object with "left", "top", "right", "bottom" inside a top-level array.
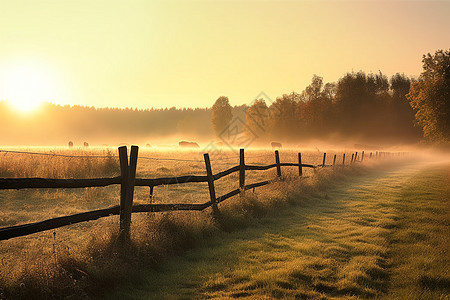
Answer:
[
  {"left": 83, "top": 142, "right": 89, "bottom": 148},
  {"left": 271, "top": 142, "right": 282, "bottom": 149},
  {"left": 68, "top": 141, "right": 73, "bottom": 148},
  {"left": 179, "top": 141, "right": 200, "bottom": 148}
]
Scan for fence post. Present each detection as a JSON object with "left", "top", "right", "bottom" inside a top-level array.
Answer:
[
  {"left": 355, "top": 152, "right": 358, "bottom": 162},
  {"left": 239, "top": 148, "right": 245, "bottom": 196},
  {"left": 118, "top": 145, "right": 138, "bottom": 245},
  {"left": 118, "top": 146, "right": 129, "bottom": 244},
  {"left": 204, "top": 153, "right": 219, "bottom": 215},
  {"left": 343, "top": 153, "right": 346, "bottom": 165},
  {"left": 298, "top": 153, "right": 303, "bottom": 176},
  {"left": 333, "top": 154, "right": 336, "bottom": 166},
  {"left": 149, "top": 186, "right": 154, "bottom": 201},
  {"left": 322, "top": 153, "right": 326, "bottom": 167},
  {"left": 361, "top": 151, "right": 365, "bottom": 163},
  {"left": 275, "top": 150, "right": 281, "bottom": 178},
  {"left": 351, "top": 153, "right": 354, "bottom": 164},
  {"left": 370, "top": 152, "right": 372, "bottom": 159}
]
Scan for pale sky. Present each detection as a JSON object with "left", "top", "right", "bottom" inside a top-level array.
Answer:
[{"left": 0, "top": 0, "right": 449, "bottom": 110}]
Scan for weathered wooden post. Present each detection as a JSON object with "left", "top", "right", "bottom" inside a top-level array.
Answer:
[
  {"left": 204, "top": 153, "right": 219, "bottom": 216},
  {"left": 361, "top": 151, "right": 365, "bottom": 163},
  {"left": 343, "top": 153, "right": 346, "bottom": 165},
  {"left": 322, "top": 153, "right": 326, "bottom": 167},
  {"left": 333, "top": 154, "right": 336, "bottom": 166},
  {"left": 118, "top": 145, "right": 138, "bottom": 245},
  {"left": 149, "top": 186, "right": 154, "bottom": 201},
  {"left": 239, "top": 148, "right": 245, "bottom": 196},
  {"left": 355, "top": 152, "right": 358, "bottom": 162},
  {"left": 351, "top": 153, "right": 354, "bottom": 164},
  {"left": 119, "top": 146, "right": 129, "bottom": 243},
  {"left": 275, "top": 150, "right": 281, "bottom": 178},
  {"left": 370, "top": 152, "right": 372, "bottom": 159},
  {"left": 298, "top": 153, "right": 303, "bottom": 176}
]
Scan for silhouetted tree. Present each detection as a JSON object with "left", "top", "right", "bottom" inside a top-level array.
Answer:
[
  {"left": 408, "top": 49, "right": 450, "bottom": 142},
  {"left": 390, "top": 73, "right": 420, "bottom": 139},
  {"left": 301, "top": 75, "right": 333, "bottom": 136},
  {"left": 333, "top": 71, "right": 369, "bottom": 134},
  {"left": 211, "top": 96, "right": 233, "bottom": 137},
  {"left": 268, "top": 93, "right": 299, "bottom": 140},
  {"left": 245, "top": 99, "right": 269, "bottom": 140}
]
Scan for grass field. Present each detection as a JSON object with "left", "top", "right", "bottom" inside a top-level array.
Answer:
[
  {"left": 0, "top": 147, "right": 328, "bottom": 298},
  {"left": 1, "top": 147, "right": 448, "bottom": 299},
  {"left": 105, "top": 160, "right": 450, "bottom": 299}
]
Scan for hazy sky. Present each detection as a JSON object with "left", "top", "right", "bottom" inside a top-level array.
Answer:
[{"left": 0, "top": 0, "right": 449, "bottom": 110}]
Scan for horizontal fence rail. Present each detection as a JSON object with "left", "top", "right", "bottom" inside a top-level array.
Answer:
[
  {"left": 0, "top": 177, "right": 121, "bottom": 190},
  {"left": 0, "top": 147, "right": 386, "bottom": 242},
  {"left": 135, "top": 175, "right": 208, "bottom": 187}
]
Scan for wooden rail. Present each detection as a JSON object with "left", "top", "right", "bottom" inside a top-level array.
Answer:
[
  {"left": 0, "top": 177, "right": 121, "bottom": 190},
  {"left": 0, "top": 147, "right": 376, "bottom": 242}
]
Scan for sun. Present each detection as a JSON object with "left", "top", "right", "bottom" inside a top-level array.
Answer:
[{"left": 1, "top": 66, "right": 57, "bottom": 113}]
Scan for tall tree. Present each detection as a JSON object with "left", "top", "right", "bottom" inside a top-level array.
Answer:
[
  {"left": 211, "top": 96, "right": 233, "bottom": 137},
  {"left": 245, "top": 99, "right": 269, "bottom": 140},
  {"left": 268, "top": 93, "right": 300, "bottom": 141},
  {"left": 333, "top": 71, "right": 369, "bottom": 134},
  {"left": 301, "top": 75, "right": 334, "bottom": 137},
  {"left": 407, "top": 49, "right": 450, "bottom": 142},
  {"left": 390, "top": 73, "right": 420, "bottom": 139}
]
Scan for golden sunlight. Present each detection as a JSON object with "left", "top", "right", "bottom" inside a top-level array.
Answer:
[{"left": 2, "top": 66, "right": 56, "bottom": 113}]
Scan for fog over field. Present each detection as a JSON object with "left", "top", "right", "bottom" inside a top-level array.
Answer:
[{"left": 1, "top": 0, "right": 449, "bottom": 298}]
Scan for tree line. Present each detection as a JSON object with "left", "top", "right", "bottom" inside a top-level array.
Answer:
[
  {"left": 212, "top": 49, "right": 450, "bottom": 146},
  {"left": 1, "top": 49, "right": 448, "bottom": 147}
]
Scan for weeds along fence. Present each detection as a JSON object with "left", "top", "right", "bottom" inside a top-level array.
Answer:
[{"left": 0, "top": 146, "right": 386, "bottom": 243}]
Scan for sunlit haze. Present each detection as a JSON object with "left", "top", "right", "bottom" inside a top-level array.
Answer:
[
  {"left": 1, "top": 64, "right": 59, "bottom": 112},
  {"left": 0, "top": 0, "right": 448, "bottom": 110}
]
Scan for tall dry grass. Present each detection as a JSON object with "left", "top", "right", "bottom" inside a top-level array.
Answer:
[
  {"left": 0, "top": 148, "right": 119, "bottom": 179},
  {"left": 0, "top": 148, "right": 357, "bottom": 299}
]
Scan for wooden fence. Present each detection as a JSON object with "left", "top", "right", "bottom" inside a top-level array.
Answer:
[{"left": 0, "top": 146, "right": 380, "bottom": 242}]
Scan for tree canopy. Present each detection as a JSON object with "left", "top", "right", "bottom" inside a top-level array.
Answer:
[
  {"left": 211, "top": 96, "right": 233, "bottom": 137},
  {"left": 407, "top": 49, "right": 450, "bottom": 143}
]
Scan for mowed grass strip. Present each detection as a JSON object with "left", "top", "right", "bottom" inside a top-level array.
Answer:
[
  {"left": 109, "top": 162, "right": 441, "bottom": 299},
  {"left": 384, "top": 163, "right": 450, "bottom": 300}
]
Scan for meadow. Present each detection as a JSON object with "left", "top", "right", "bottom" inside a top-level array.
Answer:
[
  {"left": 0, "top": 146, "right": 328, "bottom": 298},
  {"left": 107, "top": 160, "right": 449, "bottom": 300},
  {"left": 0, "top": 147, "right": 448, "bottom": 299}
]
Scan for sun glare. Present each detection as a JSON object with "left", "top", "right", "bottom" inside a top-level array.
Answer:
[{"left": 2, "top": 66, "right": 57, "bottom": 113}]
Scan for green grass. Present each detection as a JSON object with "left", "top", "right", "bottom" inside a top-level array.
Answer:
[
  {"left": 384, "top": 163, "right": 450, "bottom": 300},
  {"left": 104, "top": 161, "right": 450, "bottom": 300},
  {"left": 2, "top": 148, "right": 445, "bottom": 299}
]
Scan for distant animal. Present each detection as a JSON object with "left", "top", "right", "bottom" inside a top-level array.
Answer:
[
  {"left": 179, "top": 141, "right": 200, "bottom": 148},
  {"left": 271, "top": 142, "right": 282, "bottom": 149},
  {"left": 68, "top": 141, "right": 73, "bottom": 148},
  {"left": 83, "top": 142, "right": 89, "bottom": 147}
]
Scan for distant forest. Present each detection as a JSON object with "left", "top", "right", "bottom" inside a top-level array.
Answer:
[
  {"left": 0, "top": 70, "right": 427, "bottom": 147},
  {"left": 243, "top": 72, "right": 422, "bottom": 146},
  {"left": 0, "top": 101, "right": 248, "bottom": 146}
]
